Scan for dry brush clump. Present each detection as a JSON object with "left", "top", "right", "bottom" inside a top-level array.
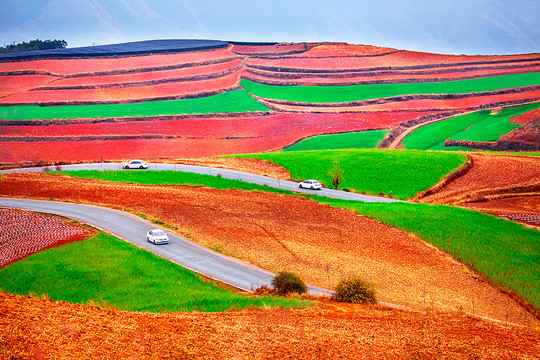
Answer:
[{"left": 333, "top": 276, "right": 377, "bottom": 304}]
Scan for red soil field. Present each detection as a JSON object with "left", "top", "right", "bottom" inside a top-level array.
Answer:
[
  {"left": 0, "top": 72, "right": 240, "bottom": 104},
  {"left": 230, "top": 43, "right": 310, "bottom": 55},
  {"left": 510, "top": 108, "right": 540, "bottom": 123},
  {"left": 0, "top": 48, "right": 236, "bottom": 76},
  {"left": 243, "top": 64, "right": 540, "bottom": 86},
  {"left": 44, "top": 58, "right": 243, "bottom": 88},
  {"left": 0, "top": 111, "right": 435, "bottom": 163},
  {"left": 412, "top": 152, "right": 540, "bottom": 227},
  {"left": 3, "top": 292, "right": 539, "bottom": 359},
  {"left": 0, "top": 208, "right": 92, "bottom": 268},
  {"left": 246, "top": 51, "right": 540, "bottom": 71},
  {"left": 287, "top": 43, "right": 399, "bottom": 57},
  {"left": 0, "top": 75, "right": 58, "bottom": 97},
  {"left": 0, "top": 172, "right": 537, "bottom": 327}
]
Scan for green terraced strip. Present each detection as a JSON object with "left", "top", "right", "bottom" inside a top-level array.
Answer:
[
  {"left": 403, "top": 102, "right": 540, "bottom": 150},
  {"left": 0, "top": 89, "right": 271, "bottom": 120},
  {"left": 284, "top": 130, "right": 390, "bottom": 151},
  {"left": 241, "top": 73, "right": 540, "bottom": 103}
]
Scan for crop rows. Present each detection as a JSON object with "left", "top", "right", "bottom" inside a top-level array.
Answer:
[{"left": 0, "top": 208, "right": 92, "bottom": 267}]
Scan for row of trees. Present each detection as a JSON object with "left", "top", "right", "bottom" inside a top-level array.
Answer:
[{"left": 0, "top": 39, "right": 67, "bottom": 54}]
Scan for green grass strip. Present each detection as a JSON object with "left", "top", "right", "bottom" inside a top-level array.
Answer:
[
  {"left": 403, "top": 102, "right": 540, "bottom": 150},
  {"left": 0, "top": 232, "right": 306, "bottom": 312},
  {"left": 241, "top": 73, "right": 540, "bottom": 103},
  {"left": 0, "top": 89, "right": 271, "bottom": 120},
  {"left": 232, "top": 149, "right": 467, "bottom": 200},
  {"left": 284, "top": 130, "right": 390, "bottom": 151},
  {"left": 316, "top": 199, "right": 540, "bottom": 308}
]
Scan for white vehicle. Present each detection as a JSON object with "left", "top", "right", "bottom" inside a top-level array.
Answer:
[
  {"left": 298, "top": 179, "right": 323, "bottom": 190},
  {"left": 123, "top": 159, "right": 148, "bottom": 169},
  {"left": 146, "top": 229, "right": 169, "bottom": 244}
]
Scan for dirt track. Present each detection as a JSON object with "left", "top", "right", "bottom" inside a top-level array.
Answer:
[{"left": 0, "top": 172, "right": 537, "bottom": 326}]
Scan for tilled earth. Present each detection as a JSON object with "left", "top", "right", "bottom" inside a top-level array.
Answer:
[
  {"left": 418, "top": 153, "right": 540, "bottom": 228},
  {"left": 1, "top": 291, "right": 539, "bottom": 359},
  {"left": 0, "top": 172, "right": 537, "bottom": 327}
]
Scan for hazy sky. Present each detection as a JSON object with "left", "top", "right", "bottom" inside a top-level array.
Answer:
[{"left": 1, "top": 0, "right": 538, "bottom": 55}]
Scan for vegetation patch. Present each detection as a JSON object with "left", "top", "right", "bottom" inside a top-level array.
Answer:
[
  {"left": 284, "top": 130, "right": 390, "bottom": 151},
  {"left": 403, "top": 102, "right": 540, "bottom": 150},
  {"left": 0, "top": 89, "right": 270, "bottom": 120},
  {"left": 0, "top": 232, "right": 306, "bottom": 312},
  {"left": 241, "top": 73, "right": 540, "bottom": 103},
  {"left": 233, "top": 149, "right": 467, "bottom": 200}
]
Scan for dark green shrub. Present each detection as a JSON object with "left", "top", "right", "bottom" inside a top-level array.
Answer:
[
  {"left": 271, "top": 271, "right": 307, "bottom": 295},
  {"left": 333, "top": 276, "right": 377, "bottom": 304}
]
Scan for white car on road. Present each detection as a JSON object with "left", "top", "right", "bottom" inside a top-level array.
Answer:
[
  {"left": 146, "top": 229, "right": 169, "bottom": 244},
  {"left": 123, "top": 159, "right": 148, "bottom": 169},
  {"left": 298, "top": 179, "right": 323, "bottom": 190}
]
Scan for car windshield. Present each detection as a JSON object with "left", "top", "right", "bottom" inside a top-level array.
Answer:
[{"left": 153, "top": 230, "right": 166, "bottom": 236}]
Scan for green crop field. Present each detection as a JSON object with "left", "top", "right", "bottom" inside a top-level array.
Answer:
[
  {"left": 284, "top": 130, "right": 389, "bottom": 151},
  {"left": 0, "top": 232, "right": 306, "bottom": 312},
  {"left": 0, "top": 89, "right": 271, "bottom": 120},
  {"left": 233, "top": 149, "right": 467, "bottom": 199},
  {"left": 403, "top": 102, "right": 540, "bottom": 150},
  {"left": 241, "top": 73, "right": 540, "bottom": 103}
]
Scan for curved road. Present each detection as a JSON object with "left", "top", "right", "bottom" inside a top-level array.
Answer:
[
  {"left": 1, "top": 162, "right": 400, "bottom": 203},
  {"left": 0, "top": 197, "right": 332, "bottom": 296},
  {"left": 0, "top": 163, "right": 398, "bottom": 298}
]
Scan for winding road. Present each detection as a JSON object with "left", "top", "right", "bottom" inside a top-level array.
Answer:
[{"left": 0, "top": 163, "right": 399, "bottom": 297}]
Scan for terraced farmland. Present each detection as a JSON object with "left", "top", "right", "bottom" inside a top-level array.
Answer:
[{"left": 0, "top": 40, "right": 538, "bottom": 164}]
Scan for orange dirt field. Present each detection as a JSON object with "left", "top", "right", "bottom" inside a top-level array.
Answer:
[
  {"left": 0, "top": 172, "right": 537, "bottom": 327},
  {"left": 2, "top": 291, "right": 539, "bottom": 359},
  {"left": 418, "top": 153, "right": 539, "bottom": 208}
]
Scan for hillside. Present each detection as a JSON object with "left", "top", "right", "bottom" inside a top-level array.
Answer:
[{"left": 0, "top": 39, "right": 538, "bottom": 164}]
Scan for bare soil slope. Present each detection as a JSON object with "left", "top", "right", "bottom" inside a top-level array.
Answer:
[{"left": 1, "top": 291, "right": 539, "bottom": 359}]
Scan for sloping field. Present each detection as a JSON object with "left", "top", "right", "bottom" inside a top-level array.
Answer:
[
  {"left": 0, "top": 172, "right": 537, "bottom": 326},
  {"left": 2, "top": 291, "right": 539, "bottom": 359},
  {"left": 0, "top": 208, "right": 92, "bottom": 268},
  {"left": 403, "top": 102, "right": 540, "bottom": 150},
  {"left": 0, "top": 40, "right": 539, "bottom": 162},
  {"left": 0, "top": 112, "right": 431, "bottom": 163},
  {"left": 417, "top": 153, "right": 540, "bottom": 206}
]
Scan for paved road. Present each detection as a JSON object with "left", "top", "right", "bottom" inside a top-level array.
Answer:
[
  {"left": 1, "top": 162, "right": 400, "bottom": 203},
  {"left": 0, "top": 197, "right": 332, "bottom": 296}
]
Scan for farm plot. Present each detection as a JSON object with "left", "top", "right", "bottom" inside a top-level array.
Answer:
[
  {"left": 240, "top": 73, "right": 540, "bottom": 104},
  {"left": 1, "top": 172, "right": 536, "bottom": 326},
  {"left": 4, "top": 291, "right": 539, "bottom": 359},
  {"left": 248, "top": 49, "right": 540, "bottom": 71},
  {"left": 0, "top": 208, "right": 92, "bottom": 268},
  {"left": 0, "top": 111, "right": 430, "bottom": 163},
  {"left": 0, "top": 48, "right": 237, "bottom": 76},
  {"left": 403, "top": 102, "right": 540, "bottom": 150},
  {"left": 44, "top": 58, "right": 243, "bottom": 89},
  {"left": 417, "top": 153, "right": 540, "bottom": 206},
  {"left": 0, "top": 75, "right": 58, "bottom": 97},
  {"left": 243, "top": 63, "right": 540, "bottom": 86},
  {"left": 0, "top": 72, "right": 242, "bottom": 105}
]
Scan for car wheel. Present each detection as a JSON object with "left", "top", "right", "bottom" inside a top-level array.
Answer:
[
  {"left": 311, "top": 186, "right": 315, "bottom": 189},
  {"left": 139, "top": 165, "right": 144, "bottom": 169}
]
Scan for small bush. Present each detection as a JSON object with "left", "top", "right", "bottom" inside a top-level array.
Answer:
[
  {"left": 271, "top": 271, "right": 307, "bottom": 295},
  {"left": 333, "top": 276, "right": 377, "bottom": 304}
]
